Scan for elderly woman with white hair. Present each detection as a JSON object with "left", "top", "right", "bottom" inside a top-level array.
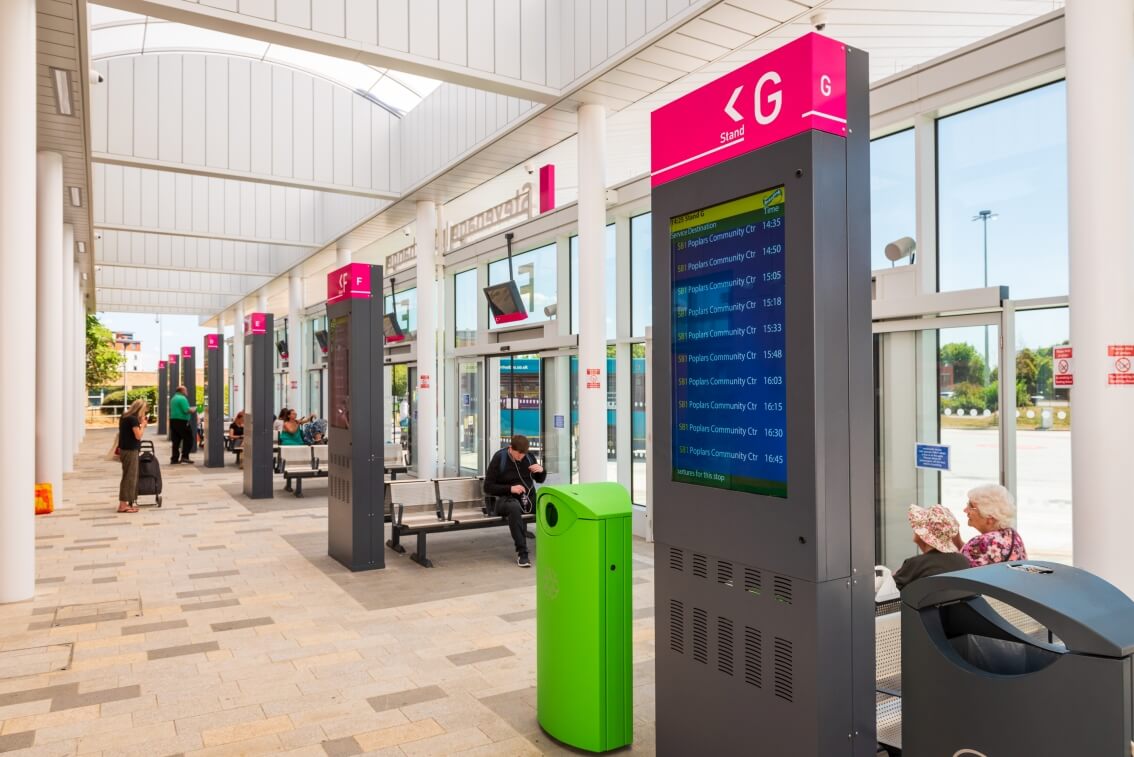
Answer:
[{"left": 951, "top": 483, "right": 1028, "bottom": 567}]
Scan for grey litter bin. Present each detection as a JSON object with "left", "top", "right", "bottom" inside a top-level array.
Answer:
[{"left": 902, "top": 561, "right": 1134, "bottom": 756}]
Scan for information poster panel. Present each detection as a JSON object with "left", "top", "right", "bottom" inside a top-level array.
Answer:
[
  {"left": 670, "top": 187, "right": 787, "bottom": 497},
  {"left": 329, "top": 315, "right": 351, "bottom": 430}
]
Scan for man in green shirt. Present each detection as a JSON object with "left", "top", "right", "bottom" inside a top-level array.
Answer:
[{"left": 169, "top": 386, "right": 193, "bottom": 464}]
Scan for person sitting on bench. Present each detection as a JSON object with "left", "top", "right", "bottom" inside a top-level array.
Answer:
[
  {"left": 302, "top": 417, "right": 327, "bottom": 445},
  {"left": 280, "top": 408, "right": 316, "bottom": 445},
  {"left": 893, "top": 504, "right": 969, "bottom": 591},
  {"left": 228, "top": 411, "right": 245, "bottom": 445},
  {"left": 483, "top": 434, "right": 545, "bottom": 568}
]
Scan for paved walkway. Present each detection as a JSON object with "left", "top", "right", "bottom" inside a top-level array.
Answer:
[{"left": 0, "top": 430, "right": 657, "bottom": 756}]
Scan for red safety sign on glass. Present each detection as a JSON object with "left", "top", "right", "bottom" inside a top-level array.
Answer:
[
  {"left": 1108, "top": 345, "right": 1134, "bottom": 385},
  {"left": 585, "top": 368, "right": 601, "bottom": 389},
  {"left": 1053, "top": 346, "right": 1073, "bottom": 387},
  {"left": 419, "top": 374, "right": 431, "bottom": 390}
]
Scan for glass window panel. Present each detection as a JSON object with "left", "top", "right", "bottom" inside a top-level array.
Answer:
[
  {"left": 631, "top": 213, "right": 652, "bottom": 337},
  {"left": 870, "top": 129, "right": 916, "bottom": 272},
  {"left": 487, "top": 243, "right": 556, "bottom": 330},
  {"left": 143, "top": 23, "right": 269, "bottom": 57},
  {"left": 369, "top": 76, "right": 421, "bottom": 113},
  {"left": 937, "top": 82, "right": 1068, "bottom": 298},
  {"left": 631, "top": 343, "right": 647, "bottom": 504},
  {"left": 454, "top": 269, "right": 478, "bottom": 347},
  {"left": 570, "top": 224, "right": 616, "bottom": 338},
  {"left": 382, "top": 287, "right": 417, "bottom": 339},
  {"left": 265, "top": 44, "right": 382, "bottom": 92},
  {"left": 89, "top": 25, "right": 145, "bottom": 57},
  {"left": 1013, "top": 308, "right": 1071, "bottom": 563}
]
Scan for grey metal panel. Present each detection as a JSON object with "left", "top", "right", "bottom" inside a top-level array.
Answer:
[
  {"left": 276, "top": 0, "right": 311, "bottom": 29},
  {"left": 607, "top": 0, "right": 627, "bottom": 56},
  {"left": 378, "top": 0, "right": 409, "bottom": 52},
  {"left": 346, "top": 0, "right": 378, "bottom": 46},
  {"left": 107, "top": 58, "right": 133, "bottom": 157},
  {"left": 438, "top": 0, "right": 467, "bottom": 66},
  {"left": 467, "top": 0, "right": 495, "bottom": 73},
  {"left": 158, "top": 56, "right": 183, "bottom": 164},
  {"left": 352, "top": 99, "right": 371, "bottom": 190},
  {"left": 181, "top": 349, "right": 196, "bottom": 458},
  {"left": 203, "top": 336, "right": 224, "bottom": 467},
  {"left": 249, "top": 61, "right": 273, "bottom": 176},
  {"left": 272, "top": 67, "right": 294, "bottom": 177},
  {"left": 650, "top": 50, "right": 874, "bottom": 755},
  {"left": 91, "top": 61, "right": 109, "bottom": 154},
  {"left": 166, "top": 356, "right": 178, "bottom": 440},
  {"left": 590, "top": 0, "right": 608, "bottom": 71},
  {"left": 573, "top": 1, "right": 588, "bottom": 79},
  {"left": 133, "top": 56, "right": 159, "bottom": 159},
  {"left": 182, "top": 55, "right": 207, "bottom": 166},
  {"left": 332, "top": 87, "right": 353, "bottom": 187},
  {"left": 327, "top": 265, "right": 385, "bottom": 571},
  {"left": 122, "top": 167, "right": 141, "bottom": 227},
  {"left": 494, "top": 0, "right": 521, "bottom": 79},
  {"left": 157, "top": 366, "right": 168, "bottom": 436},
  {"left": 409, "top": 0, "right": 439, "bottom": 60},
  {"left": 243, "top": 314, "right": 275, "bottom": 499},
  {"left": 228, "top": 58, "right": 252, "bottom": 172},
  {"left": 205, "top": 56, "right": 229, "bottom": 169},
  {"left": 140, "top": 170, "right": 159, "bottom": 227},
  {"left": 292, "top": 75, "right": 314, "bottom": 181},
  {"left": 312, "top": 0, "right": 346, "bottom": 37}
]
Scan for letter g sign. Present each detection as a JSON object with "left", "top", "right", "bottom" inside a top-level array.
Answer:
[{"left": 820, "top": 74, "right": 832, "bottom": 97}]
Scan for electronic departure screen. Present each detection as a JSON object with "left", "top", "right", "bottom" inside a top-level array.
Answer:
[
  {"left": 671, "top": 186, "right": 787, "bottom": 497},
  {"left": 329, "top": 315, "right": 351, "bottom": 430}
]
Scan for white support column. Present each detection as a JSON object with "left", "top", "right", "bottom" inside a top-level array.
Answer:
[
  {"left": 233, "top": 302, "right": 245, "bottom": 414},
  {"left": 37, "top": 152, "right": 64, "bottom": 509},
  {"left": 1067, "top": 0, "right": 1134, "bottom": 597},
  {"left": 0, "top": 0, "right": 37, "bottom": 603},
  {"left": 288, "top": 271, "right": 303, "bottom": 414},
  {"left": 415, "top": 201, "right": 438, "bottom": 480},
  {"left": 336, "top": 245, "right": 351, "bottom": 267},
  {"left": 62, "top": 225, "right": 75, "bottom": 474},
  {"left": 576, "top": 103, "right": 608, "bottom": 482},
  {"left": 75, "top": 267, "right": 85, "bottom": 450}
]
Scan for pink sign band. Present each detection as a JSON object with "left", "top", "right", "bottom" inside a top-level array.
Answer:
[
  {"left": 206, "top": 334, "right": 220, "bottom": 350},
  {"left": 327, "top": 263, "right": 373, "bottom": 304},
  {"left": 169, "top": 354, "right": 178, "bottom": 364},
  {"left": 244, "top": 313, "right": 268, "bottom": 335},
  {"left": 181, "top": 346, "right": 192, "bottom": 359},
  {"left": 158, "top": 361, "right": 166, "bottom": 369},
  {"left": 651, "top": 33, "right": 847, "bottom": 187}
]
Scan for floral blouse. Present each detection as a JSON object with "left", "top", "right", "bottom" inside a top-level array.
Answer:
[{"left": 961, "top": 528, "right": 1027, "bottom": 567}]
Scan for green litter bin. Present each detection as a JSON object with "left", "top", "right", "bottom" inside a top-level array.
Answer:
[{"left": 536, "top": 483, "right": 632, "bottom": 752}]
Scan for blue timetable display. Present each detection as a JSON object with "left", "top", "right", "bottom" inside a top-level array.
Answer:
[{"left": 671, "top": 187, "right": 787, "bottom": 497}]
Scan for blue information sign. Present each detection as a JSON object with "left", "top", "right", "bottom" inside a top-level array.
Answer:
[
  {"left": 671, "top": 187, "right": 787, "bottom": 497},
  {"left": 915, "top": 443, "right": 951, "bottom": 471},
  {"left": 553, "top": 414, "right": 565, "bottom": 429}
]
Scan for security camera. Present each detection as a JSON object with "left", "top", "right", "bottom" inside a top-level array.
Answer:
[
  {"left": 524, "top": 162, "right": 535, "bottom": 175},
  {"left": 543, "top": 303, "right": 557, "bottom": 318},
  {"left": 89, "top": 69, "right": 104, "bottom": 84},
  {"left": 884, "top": 236, "right": 916, "bottom": 263},
  {"left": 94, "top": 231, "right": 102, "bottom": 240},
  {"left": 810, "top": 12, "right": 827, "bottom": 32},
  {"left": 402, "top": 228, "right": 411, "bottom": 237}
]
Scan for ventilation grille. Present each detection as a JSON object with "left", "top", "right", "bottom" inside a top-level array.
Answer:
[
  {"left": 773, "top": 575, "right": 793, "bottom": 605},
  {"left": 692, "top": 553, "right": 708, "bottom": 579},
  {"left": 669, "top": 600, "right": 684, "bottom": 655},
  {"left": 716, "top": 560, "right": 733, "bottom": 587},
  {"left": 744, "top": 626, "right": 762, "bottom": 688},
  {"left": 692, "top": 608, "right": 708, "bottom": 664},
  {"left": 717, "top": 617, "right": 734, "bottom": 677},
  {"left": 744, "top": 568, "right": 762, "bottom": 596},
  {"left": 773, "top": 637, "right": 793, "bottom": 702},
  {"left": 669, "top": 547, "right": 684, "bottom": 573}
]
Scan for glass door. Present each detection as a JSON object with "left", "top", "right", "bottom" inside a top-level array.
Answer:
[
  {"left": 541, "top": 355, "right": 572, "bottom": 485},
  {"left": 488, "top": 354, "right": 541, "bottom": 461},
  {"left": 457, "top": 360, "right": 482, "bottom": 475},
  {"left": 307, "top": 369, "right": 324, "bottom": 419},
  {"left": 874, "top": 318, "right": 1003, "bottom": 569},
  {"left": 407, "top": 366, "right": 417, "bottom": 471}
]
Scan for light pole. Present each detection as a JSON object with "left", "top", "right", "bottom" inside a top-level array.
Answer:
[{"left": 972, "top": 209, "right": 998, "bottom": 384}]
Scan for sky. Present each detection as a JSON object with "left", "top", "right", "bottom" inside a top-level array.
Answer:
[{"left": 95, "top": 312, "right": 226, "bottom": 373}]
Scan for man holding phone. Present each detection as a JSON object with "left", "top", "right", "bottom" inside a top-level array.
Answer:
[{"left": 484, "top": 434, "right": 546, "bottom": 568}]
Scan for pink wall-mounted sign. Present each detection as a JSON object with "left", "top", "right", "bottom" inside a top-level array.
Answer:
[
  {"left": 206, "top": 334, "right": 220, "bottom": 350},
  {"left": 244, "top": 313, "right": 268, "bottom": 335},
  {"left": 651, "top": 33, "right": 847, "bottom": 187},
  {"left": 158, "top": 360, "right": 166, "bottom": 370},
  {"left": 181, "top": 346, "right": 193, "bottom": 359},
  {"left": 539, "top": 164, "right": 556, "bottom": 213},
  {"left": 327, "top": 263, "right": 372, "bottom": 304},
  {"left": 168, "top": 353, "right": 178, "bottom": 364}
]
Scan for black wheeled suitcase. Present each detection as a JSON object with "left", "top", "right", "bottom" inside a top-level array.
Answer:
[{"left": 135, "top": 440, "right": 164, "bottom": 507}]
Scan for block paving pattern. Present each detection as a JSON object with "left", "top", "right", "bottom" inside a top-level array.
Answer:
[{"left": 0, "top": 430, "right": 658, "bottom": 755}]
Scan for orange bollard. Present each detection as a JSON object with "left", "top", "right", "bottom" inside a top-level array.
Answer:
[{"left": 35, "top": 483, "right": 54, "bottom": 515}]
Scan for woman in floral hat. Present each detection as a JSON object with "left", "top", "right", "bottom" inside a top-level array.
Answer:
[{"left": 894, "top": 503, "right": 970, "bottom": 590}]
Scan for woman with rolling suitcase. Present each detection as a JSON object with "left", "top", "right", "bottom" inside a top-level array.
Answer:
[{"left": 117, "top": 399, "right": 148, "bottom": 513}]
